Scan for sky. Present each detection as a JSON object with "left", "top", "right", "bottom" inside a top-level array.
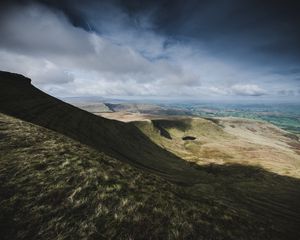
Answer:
[{"left": 0, "top": 0, "right": 300, "bottom": 102}]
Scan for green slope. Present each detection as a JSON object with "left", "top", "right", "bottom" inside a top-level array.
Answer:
[{"left": 1, "top": 71, "right": 300, "bottom": 239}]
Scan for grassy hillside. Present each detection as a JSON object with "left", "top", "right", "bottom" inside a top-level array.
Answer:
[
  {"left": 2, "top": 113, "right": 300, "bottom": 239},
  {"left": 1, "top": 71, "right": 300, "bottom": 239},
  {"left": 134, "top": 117, "right": 300, "bottom": 178}
]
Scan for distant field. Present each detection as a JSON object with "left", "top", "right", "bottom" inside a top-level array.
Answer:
[
  {"left": 72, "top": 101, "right": 300, "bottom": 136},
  {"left": 161, "top": 103, "right": 300, "bottom": 136}
]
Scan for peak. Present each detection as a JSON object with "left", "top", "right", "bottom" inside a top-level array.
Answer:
[{"left": 0, "top": 70, "right": 31, "bottom": 85}]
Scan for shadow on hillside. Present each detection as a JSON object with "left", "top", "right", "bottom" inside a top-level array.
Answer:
[
  {"left": 152, "top": 119, "right": 192, "bottom": 132},
  {"left": 175, "top": 162, "right": 300, "bottom": 239}
]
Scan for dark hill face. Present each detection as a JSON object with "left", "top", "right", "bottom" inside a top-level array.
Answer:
[
  {"left": 0, "top": 71, "right": 201, "bottom": 183},
  {"left": 0, "top": 71, "right": 31, "bottom": 85}
]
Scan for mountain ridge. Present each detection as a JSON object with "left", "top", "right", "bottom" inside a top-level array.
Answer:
[{"left": 0, "top": 70, "right": 202, "bottom": 184}]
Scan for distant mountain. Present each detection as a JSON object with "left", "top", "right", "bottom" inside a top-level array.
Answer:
[{"left": 104, "top": 102, "right": 164, "bottom": 113}]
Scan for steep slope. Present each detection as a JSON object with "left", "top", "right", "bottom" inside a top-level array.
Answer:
[
  {"left": 104, "top": 103, "right": 164, "bottom": 113},
  {"left": 69, "top": 102, "right": 112, "bottom": 113},
  {"left": 0, "top": 71, "right": 201, "bottom": 183}
]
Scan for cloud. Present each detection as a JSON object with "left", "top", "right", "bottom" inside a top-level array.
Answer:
[
  {"left": 230, "top": 84, "right": 267, "bottom": 96},
  {"left": 0, "top": 1, "right": 298, "bottom": 101},
  {"left": 0, "top": 4, "right": 93, "bottom": 56},
  {"left": 0, "top": 3, "right": 203, "bottom": 96},
  {"left": 0, "top": 50, "right": 74, "bottom": 84},
  {"left": 277, "top": 89, "right": 297, "bottom": 96}
]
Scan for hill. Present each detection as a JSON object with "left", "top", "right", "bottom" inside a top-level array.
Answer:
[
  {"left": 133, "top": 117, "right": 300, "bottom": 178},
  {"left": 1, "top": 71, "right": 300, "bottom": 239},
  {"left": 0, "top": 71, "right": 201, "bottom": 184}
]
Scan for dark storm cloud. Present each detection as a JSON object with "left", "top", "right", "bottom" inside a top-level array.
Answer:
[
  {"left": 0, "top": 0, "right": 299, "bottom": 99},
  {"left": 122, "top": 0, "right": 300, "bottom": 68},
  {"left": 2, "top": 0, "right": 300, "bottom": 67},
  {"left": 27, "top": 0, "right": 300, "bottom": 71}
]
